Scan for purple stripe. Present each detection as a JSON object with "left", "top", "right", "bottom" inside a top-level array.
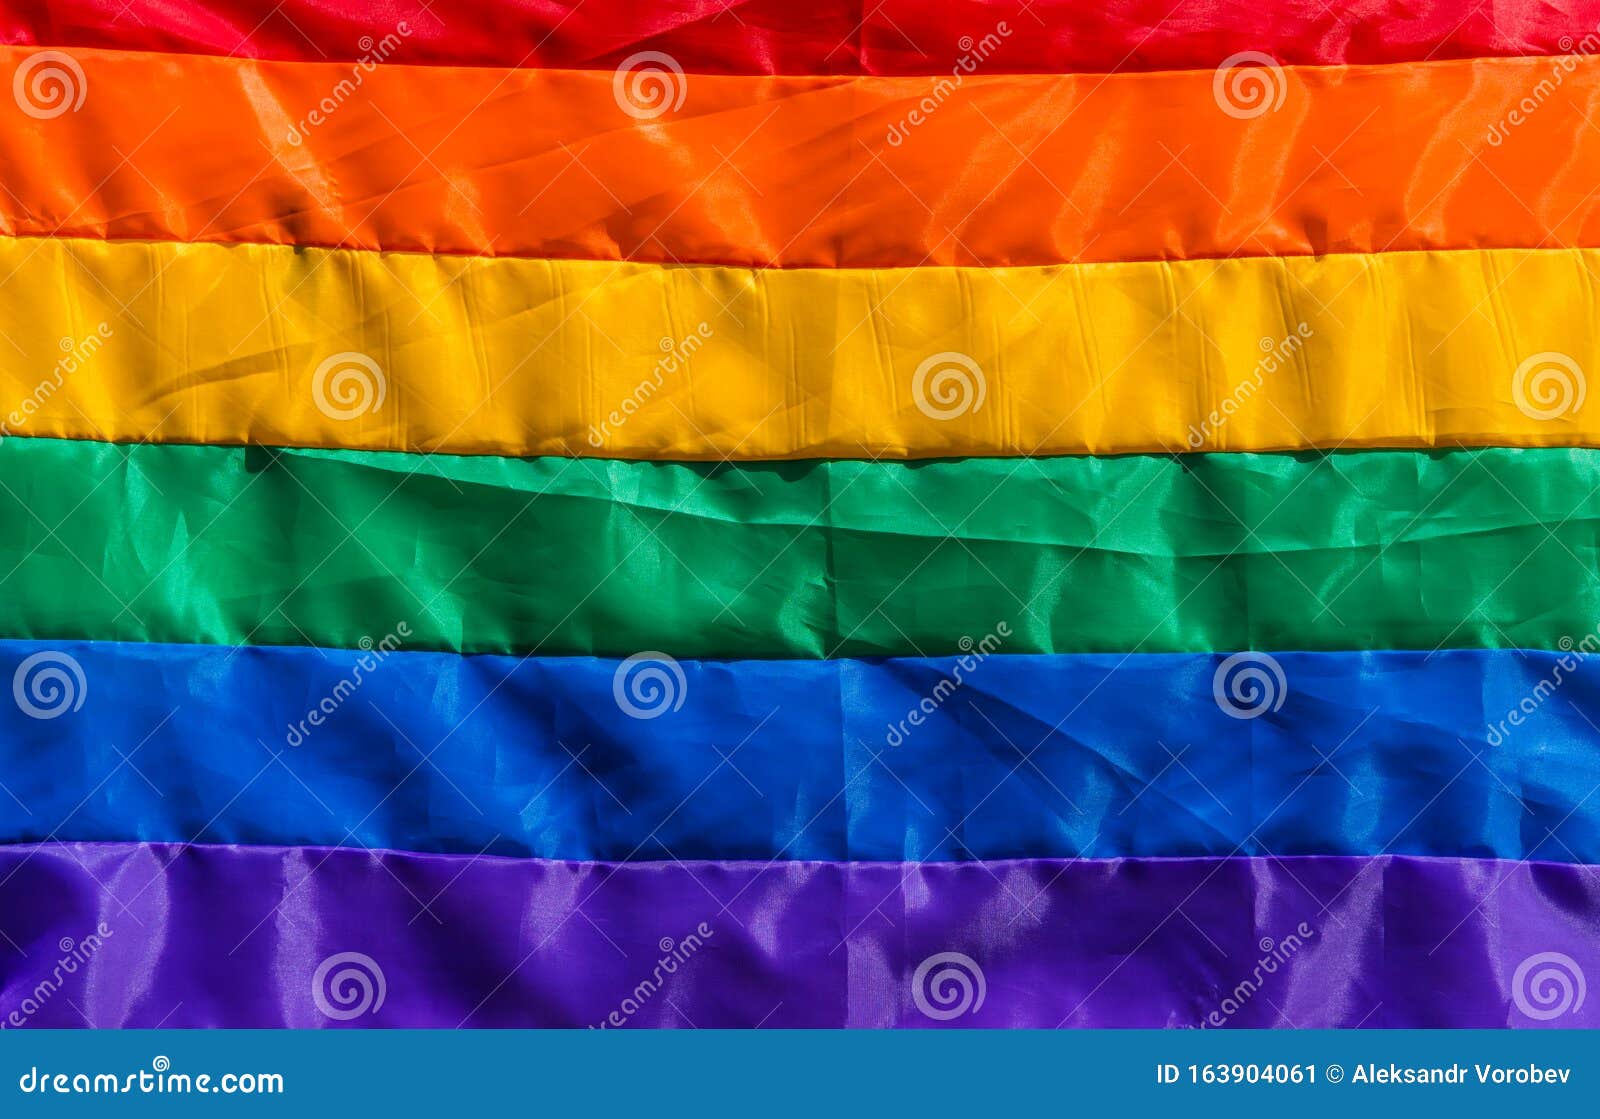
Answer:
[{"left": 0, "top": 844, "right": 1593, "bottom": 1028}]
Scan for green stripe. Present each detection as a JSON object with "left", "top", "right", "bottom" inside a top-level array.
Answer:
[{"left": 0, "top": 439, "right": 1591, "bottom": 657}]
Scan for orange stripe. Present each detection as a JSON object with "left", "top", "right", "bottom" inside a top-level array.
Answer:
[{"left": 1, "top": 45, "right": 1594, "bottom": 267}]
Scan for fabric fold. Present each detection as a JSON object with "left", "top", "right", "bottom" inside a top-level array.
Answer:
[
  {"left": 2, "top": 48, "right": 1599, "bottom": 269},
  {"left": 4, "top": 237, "right": 1600, "bottom": 459},
  {"left": 0, "top": 844, "right": 1594, "bottom": 1027},
  {"left": 3, "top": 0, "right": 1594, "bottom": 72},
  {"left": 2, "top": 6, "right": 1598, "bottom": 1036},
  {"left": 2, "top": 439, "right": 1599, "bottom": 657},
  {"left": 1, "top": 640, "right": 1595, "bottom": 862}
]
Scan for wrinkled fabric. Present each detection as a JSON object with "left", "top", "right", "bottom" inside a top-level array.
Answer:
[
  {"left": 1, "top": 48, "right": 1598, "bottom": 268},
  {"left": 0, "top": 0, "right": 1590, "bottom": 72},
  {"left": 2, "top": 1, "right": 1599, "bottom": 1038},
  {"left": 3, "top": 640, "right": 1598, "bottom": 862},
  {"left": 2, "top": 440, "right": 1600, "bottom": 657},
  {"left": 0, "top": 844, "right": 1594, "bottom": 1027},
  {"left": 4, "top": 238, "right": 1600, "bottom": 459}
]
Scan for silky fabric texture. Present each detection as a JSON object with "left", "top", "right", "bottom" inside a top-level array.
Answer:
[
  {"left": 2, "top": 0, "right": 1590, "bottom": 71},
  {"left": 7, "top": 237, "right": 1600, "bottom": 460},
  {"left": 5, "top": 48, "right": 1600, "bottom": 268},
  {"left": 4, "top": 439, "right": 1600, "bottom": 657},
  {"left": 4, "top": 640, "right": 1597, "bottom": 862},
  {"left": 0, "top": 844, "right": 1593, "bottom": 1027}
]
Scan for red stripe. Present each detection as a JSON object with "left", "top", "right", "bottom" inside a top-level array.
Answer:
[{"left": 1, "top": 0, "right": 1596, "bottom": 73}]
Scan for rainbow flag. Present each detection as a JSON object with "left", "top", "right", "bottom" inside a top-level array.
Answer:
[{"left": 0, "top": 0, "right": 1596, "bottom": 1028}]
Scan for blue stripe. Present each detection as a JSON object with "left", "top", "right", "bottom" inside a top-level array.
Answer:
[{"left": 0, "top": 640, "right": 1593, "bottom": 861}]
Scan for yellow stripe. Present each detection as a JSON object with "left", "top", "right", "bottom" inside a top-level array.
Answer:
[{"left": 3, "top": 236, "right": 1596, "bottom": 458}]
